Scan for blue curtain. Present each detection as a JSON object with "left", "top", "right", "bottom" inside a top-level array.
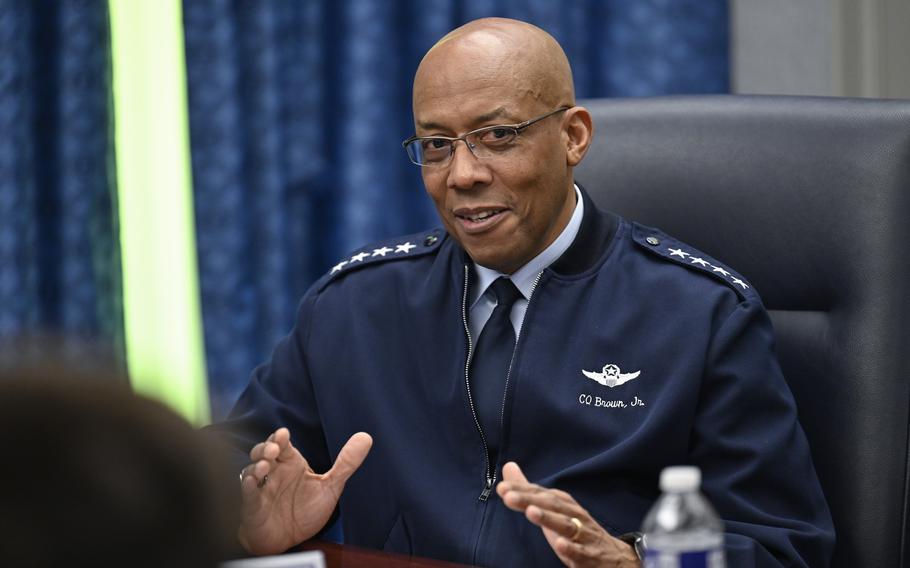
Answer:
[
  {"left": 183, "top": 0, "right": 729, "bottom": 419},
  {"left": 0, "top": 1, "right": 122, "bottom": 359}
]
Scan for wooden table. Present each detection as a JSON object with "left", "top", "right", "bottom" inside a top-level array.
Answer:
[{"left": 299, "top": 541, "right": 476, "bottom": 568}]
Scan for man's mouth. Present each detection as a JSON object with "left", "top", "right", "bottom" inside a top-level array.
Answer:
[
  {"left": 463, "top": 210, "right": 502, "bottom": 222},
  {"left": 454, "top": 208, "right": 508, "bottom": 232}
]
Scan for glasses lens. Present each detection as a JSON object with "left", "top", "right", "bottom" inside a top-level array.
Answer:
[
  {"left": 406, "top": 138, "right": 452, "bottom": 166},
  {"left": 468, "top": 127, "right": 519, "bottom": 158},
  {"left": 421, "top": 138, "right": 452, "bottom": 165},
  {"left": 404, "top": 140, "right": 423, "bottom": 165}
]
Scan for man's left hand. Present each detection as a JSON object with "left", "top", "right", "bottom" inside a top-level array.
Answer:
[{"left": 497, "top": 462, "right": 640, "bottom": 568}]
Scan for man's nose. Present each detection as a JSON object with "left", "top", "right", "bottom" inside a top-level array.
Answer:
[{"left": 446, "top": 141, "right": 492, "bottom": 190}]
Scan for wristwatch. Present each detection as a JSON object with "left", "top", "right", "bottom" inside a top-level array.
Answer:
[{"left": 618, "top": 532, "right": 645, "bottom": 560}]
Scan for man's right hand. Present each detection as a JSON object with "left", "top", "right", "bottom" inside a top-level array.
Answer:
[{"left": 237, "top": 427, "right": 373, "bottom": 555}]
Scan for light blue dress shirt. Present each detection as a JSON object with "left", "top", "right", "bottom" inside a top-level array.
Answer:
[{"left": 469, "top": 185, "right": 584, "bottom": 340}]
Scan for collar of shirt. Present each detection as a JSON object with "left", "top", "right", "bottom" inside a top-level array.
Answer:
[{"left": 469, "top": 184, "right": 585, "bottom": 339}]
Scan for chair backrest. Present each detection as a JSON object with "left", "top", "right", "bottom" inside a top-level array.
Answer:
[{"left": 575, "top": 95, "right": 910, "bottom": 567}]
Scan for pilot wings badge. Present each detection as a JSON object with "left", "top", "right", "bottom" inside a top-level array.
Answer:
[{"left": 582, "top": 364, "right": 641, "bottom": 388}]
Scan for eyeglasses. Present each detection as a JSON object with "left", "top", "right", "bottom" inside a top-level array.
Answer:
[{"left": 402, "top": 107, "right": 570, "bottom": 167}]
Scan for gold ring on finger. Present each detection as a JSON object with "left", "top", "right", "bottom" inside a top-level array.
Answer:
[{"left": 569, "top": 516, "right": 583, "bottom": 542}]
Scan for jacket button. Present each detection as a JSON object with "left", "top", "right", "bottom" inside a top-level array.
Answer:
[
  {"left": 646, "top": 236, "right": 660, "bottom": 246},
  {"left": 424, "top": 234, "right": 438, "bottom": 246}
]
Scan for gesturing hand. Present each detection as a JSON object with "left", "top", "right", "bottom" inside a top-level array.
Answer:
[
  {"left": 238, "top": 427, "right": 373, "bottom": 555},
  {"left": 497, "top": 462, "right": 640, "bottom": 568}
]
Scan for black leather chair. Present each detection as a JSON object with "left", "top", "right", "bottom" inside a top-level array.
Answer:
[{"left": 575, "top": 95, "right": 910, "bottom": 567}]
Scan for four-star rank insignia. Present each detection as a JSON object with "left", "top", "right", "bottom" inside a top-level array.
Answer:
[
  {"left": 633, "top": 224, "right": 753, "bottom": 297},
  {"left": 327, "top": 230, "right": 444, "bottom": 278}
]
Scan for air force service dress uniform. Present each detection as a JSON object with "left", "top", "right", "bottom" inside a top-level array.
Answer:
[{"left": 215, "top": 185, "right": 835, "bottom": 567}]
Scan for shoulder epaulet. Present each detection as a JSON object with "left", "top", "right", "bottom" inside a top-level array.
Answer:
[
  {"left": 630, "top": 223, "right": 755, "bottom": 300},
  {"left": 324, "top": 228, "right": 445, "bottom": 280}
]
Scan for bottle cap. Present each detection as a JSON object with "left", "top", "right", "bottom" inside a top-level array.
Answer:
[{"left": 659, "top": 466, "right": 701, "bottom": 492}]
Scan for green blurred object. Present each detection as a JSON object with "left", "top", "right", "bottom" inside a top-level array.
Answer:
[{"left": 108, "top": 0, "right": 210, "bottom": 425}]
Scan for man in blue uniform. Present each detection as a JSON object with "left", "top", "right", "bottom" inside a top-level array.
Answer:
[{"left": 213, "top": 18, "right": 834, "bottom": 567}]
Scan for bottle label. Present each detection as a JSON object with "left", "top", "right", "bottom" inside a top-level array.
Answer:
[{"left": 643, "top": 548, "right": 725, "bottom": 568}]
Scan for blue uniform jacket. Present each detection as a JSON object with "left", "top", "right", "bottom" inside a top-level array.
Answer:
[{"left": 214, "top": 187, "right": 834, "bottom": 567}]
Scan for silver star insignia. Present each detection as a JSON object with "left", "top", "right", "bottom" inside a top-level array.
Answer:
[
  {"left": 330, "top": 260, "right": 349, "bottom": 274},
  {"left": 711, "top": 265, "right": 730, "bottom": 277},
  {"left": 732, "top": 278, "right": 749, "bottom": 289},
  {"left": 668, "top": 247, "right": 689, "bottom": 258},
  {"left": 372, "top": 246, "right": 393, "bottom": 257},
  {"left": 690, "top": 257, "right": 710, "bottom": 267},
  {"left": 350, "top": 252, "right": 369, "bottom": 262},
  {"left": 396, "top": 242, "right": 416, "bottom": 254}
]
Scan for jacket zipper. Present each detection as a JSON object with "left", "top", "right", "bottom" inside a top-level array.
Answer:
[
  {"left": 462, "top": 265, "right": 492, "bottom": 500},
  {"left": 462, "top": 265, "right": 544, "bottom": 501}
]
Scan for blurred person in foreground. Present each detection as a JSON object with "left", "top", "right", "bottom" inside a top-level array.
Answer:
[
  {"left": 209, "top": 17, "right": 834, "bottom": 567},
  {"left": 0, "top": 364, "right": 238, "bottom": 568}
]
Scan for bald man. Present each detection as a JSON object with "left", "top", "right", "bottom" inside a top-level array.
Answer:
[{"left": 211, "top": 18, "right": 834, "bottom": 568}]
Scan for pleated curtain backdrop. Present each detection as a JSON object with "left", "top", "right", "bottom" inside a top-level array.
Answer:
[
  {"left": 0, "top": 0, "right": 123, "bottom": 364},
  {"left": 183, "top": 0, "right": 730, "bottom": 419}
]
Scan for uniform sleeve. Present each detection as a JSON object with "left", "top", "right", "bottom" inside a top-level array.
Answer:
[
  {"left": 202, "top": 288, "right": 333, "bottom": 481},
  {"left": 693, "top": 298, "right": 835, "bottom": 567}
]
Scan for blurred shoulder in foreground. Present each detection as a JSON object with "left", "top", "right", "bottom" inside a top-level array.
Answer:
[{"left": 0, "top": 357, "right": 239, "bottom": 568}]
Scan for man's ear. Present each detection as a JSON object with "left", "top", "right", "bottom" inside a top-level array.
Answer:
[{"left": 564, "top": 106, "right": 594, "bottom": 167}]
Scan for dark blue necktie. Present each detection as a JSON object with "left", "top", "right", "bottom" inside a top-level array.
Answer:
[{"left": 472, "top": 277, "right": 523, "bottom": 456}]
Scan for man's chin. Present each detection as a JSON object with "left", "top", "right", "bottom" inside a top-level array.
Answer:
[
  {"left": 462, "top": 244, "right": 521, "bottom": 274},
  {"left": 444, "top": 221, "right": 522, "bottom": 272}
]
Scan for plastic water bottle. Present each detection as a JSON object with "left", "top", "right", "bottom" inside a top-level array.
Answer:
[{"left": 641, "top": 466, "right": 725, "bottom": 568}]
